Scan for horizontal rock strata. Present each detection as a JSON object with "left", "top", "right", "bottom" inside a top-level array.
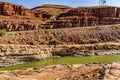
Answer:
[{"left": 51, "top": 6, "right": 120, "bottom": 28}]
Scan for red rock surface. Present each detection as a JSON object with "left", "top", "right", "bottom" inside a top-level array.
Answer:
[
  {"left": 0, "top": 2, "right": 120, "bottom": 30},
  {"left": 32, "top": 4, "right": 72, "bottom": 19},
  {"left": 0, "top": 2, "right": 72, "bottom": 31},
  {"left": 0, "top": 2, "right": 34, "bottom": 16},
  {"left": 52, "top": 6, "right": 120, "bottom": 28}
]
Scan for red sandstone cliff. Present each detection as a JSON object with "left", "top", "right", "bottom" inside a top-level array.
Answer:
[
  {"left": 0, "top": 2, "right": 120, "bottom": 30},
  {"left": 51, "top": 6, "right": 120, "bottom": 28},
  {"left": 0, "top": 2, "right": 34, "bottom": 17},
  {"left": 0, "top": 2, "right": 45, "bottom": 31},
  {"left": 0, "top": 2, "right": 72, "bottom": 31}
]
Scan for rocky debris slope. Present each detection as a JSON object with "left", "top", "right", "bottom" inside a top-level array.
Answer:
[
  {"left": 0, "top": 25, "right": 120, "bottom": 44},
  {"left": 0, "top": 63, "right": 120, "bottom": 80},
  {"left": 50, "top": 6, "right": 120, "bottom": 28}
]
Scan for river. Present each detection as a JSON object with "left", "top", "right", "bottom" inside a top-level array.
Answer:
[{"left": 0, "top": 55, "right": 120, "bottom": 70}]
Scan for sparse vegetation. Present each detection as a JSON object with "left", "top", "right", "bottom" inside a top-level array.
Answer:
[
  {"left": 79, "top": 39, "right": 99, "bottom": 44},
  {"left": 89, "top": 39, "right": 99, "bottom": 44},
  {"left": 19, "top": 32, "right": 23, "bottom": 35},
  {"left": 29, "top": 40, "right": 39, "bottom": 45},
  {"left": 0, "top": 29, "right": 7, "bottom": 37},
  {"left": 79, "top": 39, "right": 89, "bottom": 44},
  {"left": 49, "top": 39, "right": 61, "bottom": 45}
]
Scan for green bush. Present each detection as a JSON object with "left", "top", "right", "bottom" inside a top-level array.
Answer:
[
  {"left": 49, "top": 39, "right": 61, "bottom": 45},
  {"left": 0, "top": 29, "right": 7, "bottom": 37}
]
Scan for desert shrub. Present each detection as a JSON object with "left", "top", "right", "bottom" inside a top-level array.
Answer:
[
  {"left": 89, "top": 39, "right": 99, "bottom": 44},
  {"left": 19, "top": 32, "right": 23, "bottom": 35},
  {"left": 49, "top": 39, "right": 61, "bottom": 45},
  {"left": 0, "top": 29, "right": 7, "bottom": 37},
  {"left": 79, "top": 39, "right": 89, "bottom": 44},
  {"left": 29, "top": 40, "right": 39, "bottom": 45}
]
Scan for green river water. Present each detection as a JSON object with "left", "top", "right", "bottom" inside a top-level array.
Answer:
[{"left": 0, "top": 55, "right": 120, "bottom": 70}]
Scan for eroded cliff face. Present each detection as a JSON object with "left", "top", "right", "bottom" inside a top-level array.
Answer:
[
  {"left": 0, "top": 2, "right": 46, "bottom": 31},
  {"left": 0, "top": 2, "right": 72, "bottom": 31},
  {"left": 0, "top": 2, "right": 34, "bottom": 16},
  {"left": 51, "top": 6, "right": 120, "bottom": 28},
  {"left": 0, "top": 2, "right": 120, "bottom": 31}
]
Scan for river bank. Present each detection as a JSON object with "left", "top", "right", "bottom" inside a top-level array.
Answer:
[
  {"left": 0, "top": 42, "right": 120, "bottom": 67},
  {"left": 0, "top": 62, "right": 119, "bottom": 80}
]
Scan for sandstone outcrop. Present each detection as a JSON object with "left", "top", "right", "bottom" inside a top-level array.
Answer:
[
  {"left": 0, "top": 2, "right": 72, "bottom": 31},
  {"left": 50, "top": 6, "right": 120, "bottom": 28},
  {"left": 0, "top": 2, "right": 120, "bottom": 30},
  {"left": 0, "top": 63, "right": 120, "bottom": 80},
  {"left": 0, "top": 2, "right": 46, "bottom": 31},
  {"left": 0, "top": 2, "right": 34, "bottom": 16}
]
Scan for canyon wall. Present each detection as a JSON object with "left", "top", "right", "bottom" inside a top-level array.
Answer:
[
  {"left": 0, "top": 2, "right": 120, "bottom": 31},
  {"left": 0, "top": 2, "right": 34, "bottom": 16},
  {"left": 52, "top": 6, "right": 120, "bottom": 28}
]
